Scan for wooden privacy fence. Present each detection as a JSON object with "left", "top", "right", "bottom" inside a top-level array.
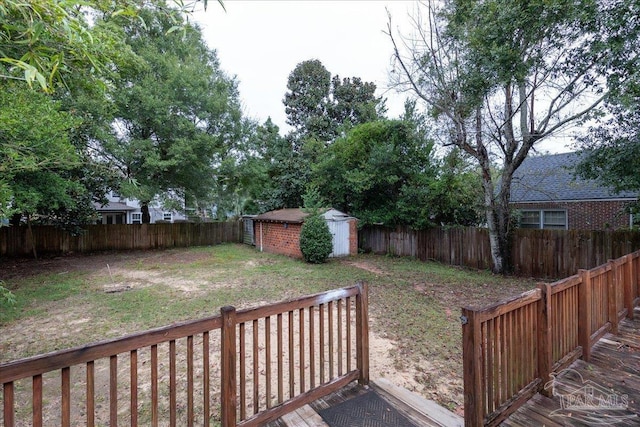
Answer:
[
  {"left": 0, "top": 222, "right": 243, "bottom": 257},
  {"left": 462, "top": 250, "right": 640, "bottom": 426},
  {"left": 0, "top": 283, "right": 369, "bottom": 427},
  {"left": 359, "top": 225, "right": 640, "bottom": 278}
]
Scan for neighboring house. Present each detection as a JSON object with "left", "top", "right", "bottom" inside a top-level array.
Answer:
[
  {"left": 253, "top": 208, "right": 358, "bottom": 258},
  {"left": 510, "top": 152, "right": 637, "bottom": 230},
  {"left": 94, "top": 191, "right": 188, "bottom": 224}
]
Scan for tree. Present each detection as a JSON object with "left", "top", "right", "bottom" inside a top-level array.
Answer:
[
  {"left": 283, "top": 59, "right": 385, "bottom": 142},
  {"left": 101, "top": 7, "right": 244, "bottom": 222},
  {"left": 0, "top": 0, "right": 224, "bottom": 91},
  {"left": 0, "top": 84, "right": 81, "bottom": 223},
  {"left": 312, "top": 119, "right": 439, "bottom": 228},
  {"left": 388, "top": 0, "right": 633, "bottom": 273},
  {"left": 276, "top": 60, "right": 385, "bottom": 209},
  {"left": 575, "top": 1, "right": 640, "bottom": 196},
  {"left": 284, "top": 59, "right": 333, "bottom": 141}
]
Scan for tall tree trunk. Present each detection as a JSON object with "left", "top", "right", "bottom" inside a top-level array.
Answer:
[
  {"left": 141, "top": 202, "right": 151, "bottom": 224},
  {"left": 27, "top": 216, "right": 38, "bottom": 260}
]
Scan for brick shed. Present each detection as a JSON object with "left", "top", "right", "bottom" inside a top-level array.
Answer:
[
  {"left": 253, "top": 208, "right": 358, "bottom": 259},
  {"left": 510, "top": 152, "right": 637, "bottom": 230}
]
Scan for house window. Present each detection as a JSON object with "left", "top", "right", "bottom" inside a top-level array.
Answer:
[
  {"left": 111, "top": 190, "right": 120, "bottom": 198},
  {"left": 131, "top": 213, "right": 142, "bottom": 224},
  {"left": 520, "top": 210, "right": 567, "bottom": 229},
  {"left": 163, "top": 212, "right": 173, "bottom": 222}
]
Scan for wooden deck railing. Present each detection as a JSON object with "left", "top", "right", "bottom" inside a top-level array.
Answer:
[
  {"left": 0, "top": 282, "right": 369, "bottom": 427},
  {"left": 462, "top": 250, "right": 640, "bottom": 426}
]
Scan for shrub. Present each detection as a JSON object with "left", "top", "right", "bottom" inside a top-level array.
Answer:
[
  {"left": 299, "top": 213, "right": 333, "bottom": 263},
  {"left": 0, "top": 281, "right": 16, "bottom": 308}
]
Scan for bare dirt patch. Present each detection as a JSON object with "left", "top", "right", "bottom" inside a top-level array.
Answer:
[
  {"left": 1, "top": 247, "right": 534, "bottom": 422},
  {"left": 342, "top": 260, "right": 386, "bottom": 276}
]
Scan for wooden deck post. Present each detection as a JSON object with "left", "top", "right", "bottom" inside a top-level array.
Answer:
[
  {"left": 462, "top": 307, "right": 483, "bottom": 427},
  {"left": 608, "top": 260, "right": 619, "bottom": 334},
  {"left": 624, "top": 254, "right": 635, "bottom": 319},
  {"left": 355, "top": 281, "right": 369, "bottom": 385},
  {"left": 220, "top": 306, "right": 237, "bottom": 427},
  {"left": 578, "top": 269, "right": 592, "bottom": 362},
  {"left": 537, "top": 283, "right": 553, "bottom": 397},
  {"left": 4, "top": 382, "right": 14, "bottom": 427}
]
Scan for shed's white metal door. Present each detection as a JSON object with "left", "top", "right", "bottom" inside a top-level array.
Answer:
[{"left": 327, "top": 220, "right": 350, "bottom": 257}]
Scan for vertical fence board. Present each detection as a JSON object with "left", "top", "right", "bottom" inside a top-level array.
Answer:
[
  {"left": 1, "top": 222, "right": 243, "bottom": 257},
  {"left": 358, "top": 226, "right": 640, "bottom": 278}
]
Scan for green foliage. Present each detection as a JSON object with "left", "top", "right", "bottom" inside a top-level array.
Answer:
[
  {"left": 299, "top": 214, "right": 333, "bottom": 264},
  {"left": 0, "top": 83, "right": 84, "bottom": 222},
  {"left": 0, "top": 282, "right": 16, "bottom": 309},
  {"left": 0, "top": 0, "right": 225, "bottom": 92},
  {"left": 283, "top": 59, "right": 384, "bottom": 142},
  {"left": 313, "top": 118, "right": 444, "bottom": 228},
  {"left": 573, "top": 1, "right": 640, "bottom": 212},
  {"left": 103, "top": 7, "right": 244, "bottom": 219},
  {"left": 389, "top": 0, "right": 639, "bottom": 272}
]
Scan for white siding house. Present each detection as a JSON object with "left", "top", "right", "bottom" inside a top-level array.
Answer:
[{"left": 94, "top": 191, "right": 188, "bottom": 224}]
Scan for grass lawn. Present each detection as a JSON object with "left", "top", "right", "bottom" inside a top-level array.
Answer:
[{"left": 0, "top": 243, "right": 536, "bottom": 411}]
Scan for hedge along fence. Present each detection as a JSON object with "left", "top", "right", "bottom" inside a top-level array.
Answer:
[
  {"left": 359, "top": 226, "right": 640, "bottom": 279},
  {"left": 0, "top": 222, "right": 243, "bottom": 257}
]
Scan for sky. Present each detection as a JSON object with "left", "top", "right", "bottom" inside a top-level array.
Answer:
[
  {"left": 194, "top": 1, "right": 416, "bottom": 133},
  {"left": 193, "top": 1, "right": 572, "bottom": 153}
]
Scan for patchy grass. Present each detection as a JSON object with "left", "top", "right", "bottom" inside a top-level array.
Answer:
[{"left": 0, "top": 244, "right": 536, "bottom": 409}]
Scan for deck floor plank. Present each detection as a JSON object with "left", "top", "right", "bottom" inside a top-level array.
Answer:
[
  {"left": 267, "top": 380, "right": 462, "bottom": 427},
  {"left": 504, "top": 314, "right": 640, "bottom": 426}
]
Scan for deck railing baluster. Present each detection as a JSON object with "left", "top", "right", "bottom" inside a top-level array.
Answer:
[
  {"left": 0, "top": 283, "right": 364, "bottom": 427},
  {"left": 32, "top": 374, "right": 42, "bottom": 427}
]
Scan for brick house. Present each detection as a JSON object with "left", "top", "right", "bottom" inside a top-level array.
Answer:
[
  {"left": 253, "top": 208, "right": 358, "bottom": 259},
  {"left": 510, "top": 152, "right": 637, "bottom": 230}
]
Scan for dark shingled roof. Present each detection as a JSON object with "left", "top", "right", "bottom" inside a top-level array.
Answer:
[
  {"left": 253, "top": 208, "right": 310, "bottom": 223},
  {"left": 510, "top": 152, "right": 637, "bottom": 203}
]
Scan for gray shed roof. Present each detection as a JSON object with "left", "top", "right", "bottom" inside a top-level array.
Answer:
[
  {"left": 253, "top": 208, "right": 355, "bottom": 224},
  {"left": 510, "top": 152, "right": 637, "bottom": 203},
  {"left": 254, "top": 208, "right": 309, "bottom": 223}
]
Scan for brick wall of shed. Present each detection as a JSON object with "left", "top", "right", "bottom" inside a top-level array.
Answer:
[
  {"left": 254, "top": 221, "right": 303, "bottom": 258},
  {"left": 511, "top": 200, "right": 633, "bottom": 230}
]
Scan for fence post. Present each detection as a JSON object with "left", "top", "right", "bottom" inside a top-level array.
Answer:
[
  {"left": 537, "top": 283, "right": 553, "bottom": 397},
  {"left": 355, "top": 281, "right": 370, "bottom": 385},
  {"left": 624, "top": 254, "right": 635, "bottom": 319},
  {"left": 462, "top": 307, "right": 483, "bottom": 427},
  {"left": 578, "top": 269, "right": 592, "bottom": 362},
  {"left": 607, "top": 260, "right": 619, "bottom": 334},
  {"left": 220, "top": 306, "right": 237, "bottom": 427}
]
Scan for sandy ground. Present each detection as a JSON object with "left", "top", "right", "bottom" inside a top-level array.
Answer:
[{"left": 0, "top": 249, "right": 484, "bottom": 425}]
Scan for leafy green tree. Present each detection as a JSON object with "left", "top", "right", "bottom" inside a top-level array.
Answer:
[
  {"left": 388, "top": 0, "right": 637, "bottom": 273},
  {"left": 575, "top": 1, "right": 640, "bottom": 198},
  {"left": 103, "top": 7, "right": 243, "bottom": 222},
  {"left": 0, "top": 84, "right": 81, "bottom": 223},
  {"left": 0, "top": 0, "right": 224, "bottom": 91},
  {"left": 284, "top": 59, "right": 333, "bottom": 141},
  {"left": 312, "top": 119, "right": 439, "bottom": 228},
  {"left": 283, "top": 59, "right": 384, "bottom": 142},
  {"left": 329, "top": 76, "right": 382, "bottom": 133},
  {"left": 277, "top": 60, "right": 385, "bottom": 209},
  {"left": 299, "top": 213, "right": 333, "bottom": 264}
]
